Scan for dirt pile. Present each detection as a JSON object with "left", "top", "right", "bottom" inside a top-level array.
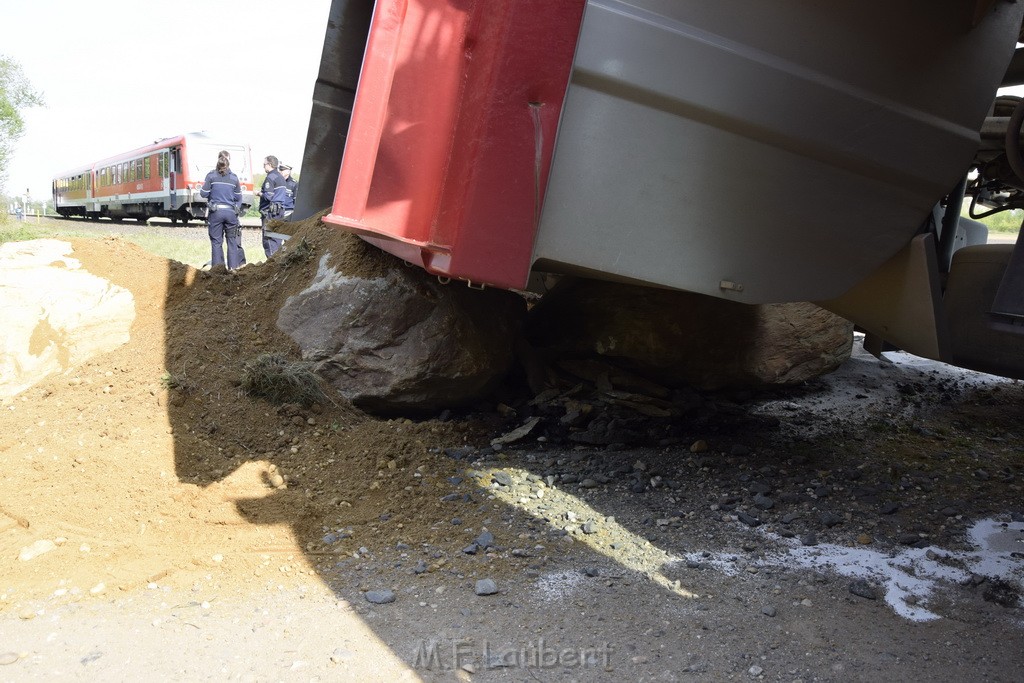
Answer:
[{"left": 0, "top": 218, "right": 515, "bottom": 609}]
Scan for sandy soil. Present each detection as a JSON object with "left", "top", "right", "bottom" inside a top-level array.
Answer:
[{"left": 0, "top": 217, "right": 1022, "bottom": 682}]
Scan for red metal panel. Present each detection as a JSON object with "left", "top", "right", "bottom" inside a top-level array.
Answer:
[{"left": 325, "top": 0, "right": 586, "bottom": 289}]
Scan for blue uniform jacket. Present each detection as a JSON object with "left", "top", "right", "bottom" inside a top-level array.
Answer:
[
  {"left": 260, "top": 170, "right": 288, "bottom": 212},
  {"left": 283, "top": 177, "right": 297, "bottom": 211},
  {"left": 199, "top": 170, "right": 242, "bottom": 211}
]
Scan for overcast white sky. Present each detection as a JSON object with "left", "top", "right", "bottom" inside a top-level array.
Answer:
[{"left": 3, "top": 0, "right": 334, "bottom": 200}]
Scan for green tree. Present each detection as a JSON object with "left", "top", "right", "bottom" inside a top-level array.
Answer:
[{"left": 0, "top": 56, "right": 44, "bottom": 193}]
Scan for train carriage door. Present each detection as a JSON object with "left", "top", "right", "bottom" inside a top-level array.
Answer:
[{"left": 169, "top": 146, "right": 182, "bottom": 209}]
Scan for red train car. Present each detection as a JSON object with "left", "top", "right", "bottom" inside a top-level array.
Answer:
[{"left": 52, "top": 132, "right": 255, "bottom": 224}]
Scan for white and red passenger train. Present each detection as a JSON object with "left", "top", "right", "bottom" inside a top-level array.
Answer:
[{"left": 52, "top": 132, "right": 255, "bottom": 224}]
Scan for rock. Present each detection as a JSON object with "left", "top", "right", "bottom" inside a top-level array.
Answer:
[
  {"left": 475, "top": 531, "right": 495, "bottom": 549},
  {"left": 849, "top": 580, "right": 879, "bottom": 600},
  {"left": 880, "top": 502, "right": 900, "bottom": 515},
  {"left": 475, "top": 579, "right": 499, "bottom": 596},
  {"left": 18, "top": 539, "right": 56, "bottom": 562},
  {"left": 737, "top": 512, "right": 762, "bottom": 527},
  {"left": 525, "top": 278, "right": 853, "bottom": 390},
  {"left": 819, "top": 512, "right": 843, "bottom": 528},
  {"left": 365, "top": 589, "right": 396, "bottom": 604},
  {"left": 761, "top": 606, "right": 777, "bottom": 617},
  {"left": 491, "top": 472, "right": 513, "bottom": 488},
  {"left": 277, "top": 234, "right": 526, "bottom": 414},
  {"left": 0, "top": 652, "right": 19, "bottom": 665}
]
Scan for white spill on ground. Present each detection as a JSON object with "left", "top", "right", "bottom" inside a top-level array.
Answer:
[
  {"left": 752, "top": 335, "right": 1015, "bottom": 435},
  {"left": 535, "top": 569, "right": 587, "bottom": 602},
  {"left": 684, "top": 518, "right": 1024, "bottom": 622}
]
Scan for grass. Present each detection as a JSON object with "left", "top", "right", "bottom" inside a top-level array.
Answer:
[
  {"left": 0, "top": 216, "right": 266, "bottom": 268},
  {"left": 961, "top": 206, "right": 1023, "bottom": 234},
  {"left": 240, "top": 353, "right": 334, "bottom": 407}
]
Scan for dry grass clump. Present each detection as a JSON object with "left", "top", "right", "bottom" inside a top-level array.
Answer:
[{"left": 240, "top": 352, "right": 333, "bottom": 407}]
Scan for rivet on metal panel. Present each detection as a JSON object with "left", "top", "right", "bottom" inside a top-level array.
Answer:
[{"left": 719, "top": 280, "right": 744, "bottom": 292}]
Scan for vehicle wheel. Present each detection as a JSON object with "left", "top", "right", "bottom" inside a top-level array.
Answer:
[{"left": 170, "top": 217, "right": 178, "bottom": 225}]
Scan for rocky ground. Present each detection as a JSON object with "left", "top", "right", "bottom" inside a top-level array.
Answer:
[{"left": 0, "top": 218, "right": 1022, "bottom": 682}]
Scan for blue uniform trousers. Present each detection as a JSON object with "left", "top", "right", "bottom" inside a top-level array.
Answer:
[
  {"left": 261, "top": 211, "right": 284, "bottom": 258},
  {"left": 209, "top": 208, "right": 246, "bottom": 269}
]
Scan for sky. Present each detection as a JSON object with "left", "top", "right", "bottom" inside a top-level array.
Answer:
[{"left": 3, "top": 0, "right": 334, "bottom": 201}]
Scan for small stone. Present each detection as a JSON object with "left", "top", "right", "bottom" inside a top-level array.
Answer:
[
  {"left": 475, "top": 579, "right": 499, "bottom": 596},
  {"left": 330, "top": 648, "right": 354, "bottom": 663},
  {"left": 737, "top": 511, "right": 761, "bottom": 527},
  {"left": 491, "top": 471, "right": 513, "bottom": 487},
  {"left": 365, "top": 589, "right": 396, "bottom": 604},
  {"left": 0, "top": 652, "right": 19, "bottom": 665},
  {"left": 880, "top": 502, "right": 900, "bottom": 515},
  {"left": 690, "top": 440, "right": 708, "bottom": 453},
  {"left": 849, "top": 580, "right": 878, "bottom": 600},
  {"left": 856, "top": 533, "right": 872, "bottom": 545},
  {"left": 474, "top": 531, "right": 495, "bottom": 548},
  {"left": 582, "top": 521, "right": 597, "bottom": 534},
  {"left": 898, "top": 533, "right": 920, "bottom": 546},
  {"left": 819, "top": 512, "right": 843, "bottom": 528},
  {"left": 89, "top": 582, "right": 106, "bottom": 595},
  {"left": 749, "top": 665, "right": 764, "bottom": 676},
  {"left": 800, "top": 534, "right": 818, "bottom": 546},
  {"left": 18, "top": 539, "right": 56, "bottom": 562},
  {"left": 761, "top": 606, "right": 777, "bottom": 617}
]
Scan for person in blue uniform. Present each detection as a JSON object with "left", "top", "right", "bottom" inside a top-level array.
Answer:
[
  {"left": 259, "top": 155, "right": 289, "bottom": 257},
  {"left": 279, "top": 164, "right": 297, "bottom": 219},
  {"left": 199, "top": 150, "right": 245, "bottom": 271}
]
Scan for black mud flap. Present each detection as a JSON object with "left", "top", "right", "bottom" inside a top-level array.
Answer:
[{"left": 292, "top": 0, "right": 375, "bottom": 222}]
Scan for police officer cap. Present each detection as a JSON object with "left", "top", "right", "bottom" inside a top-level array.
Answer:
[{"left": 278, "top": 164, "right": 292, "bottom": 171}]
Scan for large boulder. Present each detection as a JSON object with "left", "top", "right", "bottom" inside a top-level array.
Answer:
[
  {"left": 276, "top": 236, "right": 526, "bottom": 414},
  {"left": 526, "top": 278, "right": 853, "bottom": 390},
  {"left": 0, "top": 239, "right": 135, "bottom": 399}
]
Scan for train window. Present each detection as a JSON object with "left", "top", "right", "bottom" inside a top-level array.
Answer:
[
  {"left": 144, "top": 157, "right": 151, "bottom": 179},
  {"left": 129, "top": 162, "right": 135, "bottom": 182},
  {"left": 159, "top": 153, "right": 166, "bottom": 178}
]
